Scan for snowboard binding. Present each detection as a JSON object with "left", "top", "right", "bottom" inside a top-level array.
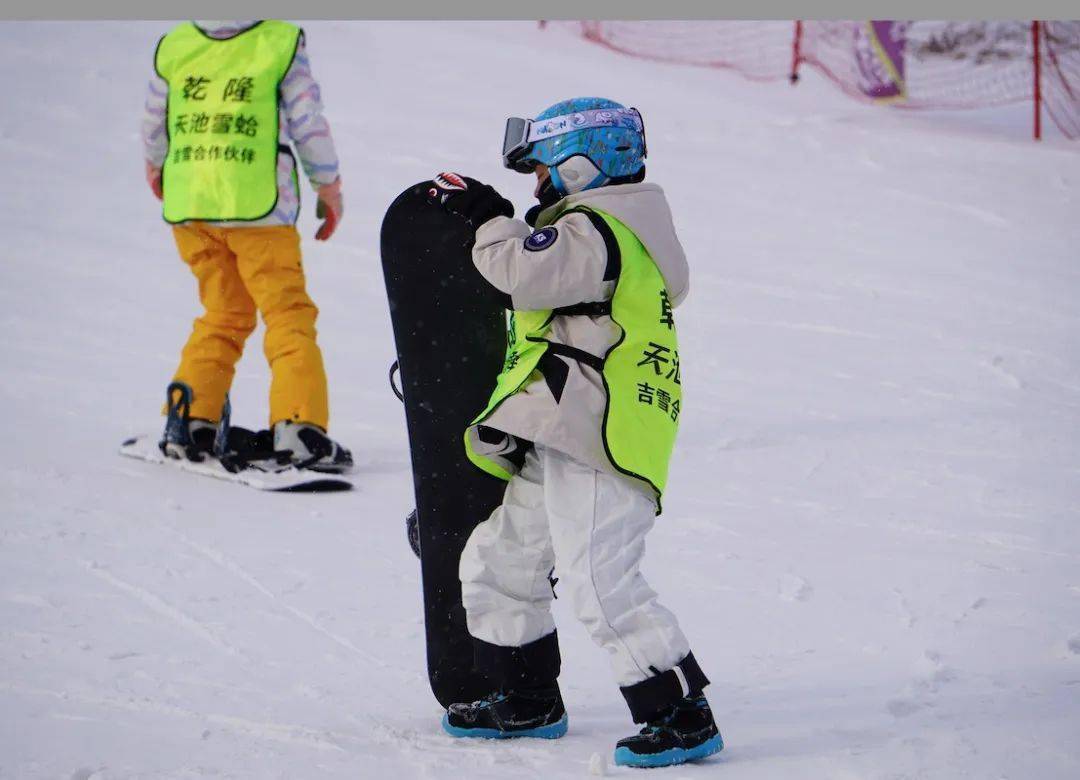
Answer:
[
  {"left": 159, "top": 383, "right": 290, "bottom": 472},
  {"left": 129, "top": 384, "right": 354, "bottom": 493},
  {"left": 159, "top": 382, "right": 214, "bottom": 462}
]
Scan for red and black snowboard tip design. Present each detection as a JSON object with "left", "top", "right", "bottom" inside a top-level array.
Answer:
[{"left": 429, "top": 171, "right": 468, "bottom": 201}]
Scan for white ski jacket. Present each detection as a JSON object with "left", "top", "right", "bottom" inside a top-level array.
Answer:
[{"left": 468, "top": 182, "right": 690, "bottom": 492}]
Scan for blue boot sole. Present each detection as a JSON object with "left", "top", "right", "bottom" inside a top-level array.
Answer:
[
  {"left": 442, "top": 713, "right": 568, "bottom": 740},
  {"left": 614, "top": 733, "right": 724, "bottom": 768}
]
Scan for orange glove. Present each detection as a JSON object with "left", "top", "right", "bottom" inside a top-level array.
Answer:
[
  {"left": 145, "top": 160, "right": 163, "bottom": 201},
  {"left": 315, "top": 178, "right": 343, "bottom": 241}
]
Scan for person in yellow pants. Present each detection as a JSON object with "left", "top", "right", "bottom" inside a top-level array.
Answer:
[
  {"left": 141, "top": 20, "right": 350, "bottom": 472},
  {"left": 171, "top": 224, "right": 329, "bottom": 430}
]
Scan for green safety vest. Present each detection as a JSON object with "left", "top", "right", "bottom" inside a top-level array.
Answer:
[
  {"left": 465, "top": 207, "right": 682, "bottom": 509},
  {"left": 155, "top": 21, "right": 301, "bottom": 223}
]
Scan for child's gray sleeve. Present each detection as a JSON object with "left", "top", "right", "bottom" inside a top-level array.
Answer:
[{"left": 472, "top": 212, "right": 614, "bottom": 310}]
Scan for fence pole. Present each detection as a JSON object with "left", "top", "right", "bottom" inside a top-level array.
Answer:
[
  {"left": 1032, "top": 20, "right": 1042, "bottom": 141},
  {"left": 790, "top": 20, "right": 804, "bottom": 83}
]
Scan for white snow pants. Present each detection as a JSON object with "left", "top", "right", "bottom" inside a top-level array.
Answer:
[{"left": 460, "top": 444, "right": 690, "bottom": 688}]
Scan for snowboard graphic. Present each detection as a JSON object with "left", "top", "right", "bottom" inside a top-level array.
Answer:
[{"left": 380, "top": 178, "right": 509, "bottom": 707}]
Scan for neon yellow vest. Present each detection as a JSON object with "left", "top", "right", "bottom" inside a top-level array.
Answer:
[
  {"left": 465, "top": 207, "right": 681, "bottom": 508},
  {"left": 155, "top": 21, "right": 301, "bottom": 223}
]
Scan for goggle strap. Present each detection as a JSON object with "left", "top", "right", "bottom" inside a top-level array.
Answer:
[{"left": 525, "top": 108, "right": 644, "bottom": 144}]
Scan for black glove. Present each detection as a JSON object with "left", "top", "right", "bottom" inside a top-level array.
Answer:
[{"left": 428, "top": 172, "right": 514, "bottom": 229}]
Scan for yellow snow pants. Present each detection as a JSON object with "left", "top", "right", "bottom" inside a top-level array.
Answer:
[{"left": 169, "top": 223, "right": 329, "bottom": 430}]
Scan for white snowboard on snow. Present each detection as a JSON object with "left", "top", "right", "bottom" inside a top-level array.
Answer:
[{"left": 119, "top": 434, "right": 353, "bottom": 492}]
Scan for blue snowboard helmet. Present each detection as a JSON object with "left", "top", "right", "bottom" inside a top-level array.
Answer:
[{"left": 502, "top": 97, "right": 647, "bottom": 196}]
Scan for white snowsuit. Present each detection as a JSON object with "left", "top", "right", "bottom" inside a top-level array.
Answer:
[
  {"left": 461, "top": 444, "right": 690, "bottom": 686},
  {"left": 460, "top": 183, "right": 708, "bottom": 721}
]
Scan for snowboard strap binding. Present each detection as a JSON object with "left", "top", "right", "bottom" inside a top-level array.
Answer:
[
  {"left": 216, "top": 427, "right": 292, "bottom": 473},
  {"left": 213, "top": 394, "right": 232, "bottom": 458},
  {"left": 159, "top": 381, "right": 208, "bottom": 462},
  {"left": 158, "top": 384, "right": 329, "bottom": 473}
]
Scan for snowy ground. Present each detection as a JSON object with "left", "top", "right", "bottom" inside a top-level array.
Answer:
[{"left": 1, "top": 20, "right": 1079, "bottom": 780}]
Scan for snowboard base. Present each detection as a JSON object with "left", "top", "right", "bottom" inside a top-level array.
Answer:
[{"left": 119, "top": 435, "right": 353, "bottom": 492}]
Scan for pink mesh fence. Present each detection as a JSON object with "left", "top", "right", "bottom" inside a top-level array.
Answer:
[
  {"left": 563, "top": 21, "right": 1080, "bottom": 140},
  {"left": 1043, "top": 21, "right": 1080, "bottom": 138}
]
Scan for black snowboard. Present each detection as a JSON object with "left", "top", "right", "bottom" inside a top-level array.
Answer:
[{"left": 380, "top": 180, "right": 509, "bottom": 708}]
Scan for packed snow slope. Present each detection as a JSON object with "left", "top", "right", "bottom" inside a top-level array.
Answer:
[{"left": 1, "top": 20, "right": 1079, "bottom": 780}]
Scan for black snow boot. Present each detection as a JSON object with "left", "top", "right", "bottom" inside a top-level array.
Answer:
[
  {"left": 443, "top": 685, "right": 568, "bottom": 740},
  {"left": 614, "top": 693, "right": 723, "bottom": 768}
]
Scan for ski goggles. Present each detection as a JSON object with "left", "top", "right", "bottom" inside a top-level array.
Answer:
[{"left": 502, "top": 107, "right": 646, "bottom": 172}]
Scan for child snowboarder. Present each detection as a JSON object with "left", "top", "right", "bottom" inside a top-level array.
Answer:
[
  {"left": 431, "top": 98, "right": 723, "bottom": 768},
  {"left": 141, "top": 20, "right": 350, "bottom": 471}
]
